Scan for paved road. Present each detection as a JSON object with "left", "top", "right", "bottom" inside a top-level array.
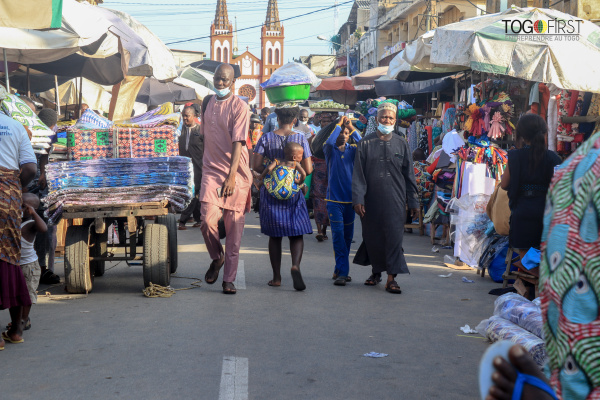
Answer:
[{"left": 2, "top": 215, "right": 500, "bottom": 399}]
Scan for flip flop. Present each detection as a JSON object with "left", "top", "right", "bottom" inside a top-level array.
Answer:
[
  {"left": 316, "top": 234, "right": 324, "bottom": 242},
  {"left": 178, "top": 225, "right": 187, "bottom": 231},
  {"left": 291, "top": 267, "right": 306, "bottom": 291},
  {"left": 478, "top": 340, "right": 558, "bottom": 400},
  {"left": 222, "top": 281, "right": 237, "bottom": 294},
  {"left": 1, "top": 330, "right": 24, "bottom": 344},
  {"left": 204, "top": 257, "right": 224, "bottom": 284},
  {"left": 267, "top": 280, "right": 281, "bottom": 287},
  {"left": 385, "top": 280, "right": 402, "bottom": 294}
]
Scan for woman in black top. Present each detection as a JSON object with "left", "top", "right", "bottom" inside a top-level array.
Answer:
[{"left": 500, "top": 114, "right": 561, "bottom": 255}]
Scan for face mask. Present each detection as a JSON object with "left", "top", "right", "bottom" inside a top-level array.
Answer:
[
  {"left": 214, "top": 87, "right": 231, "bottom": 97},
  {"left": 378, "top": 123, "right": 394, "bottom": 135},
  {"left": 299, "top": 120, "right": 307, "bottom": 125}
]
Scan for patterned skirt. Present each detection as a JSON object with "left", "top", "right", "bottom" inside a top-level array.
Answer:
[
  {"left": 259, "top": 187, "right": 312, "bottom": 238},
  {"left": 311, "top": 158, "right": 329, "bottom": 225},
  {"left": 0, "top": 169, "right": 31, "bottom": 309}
]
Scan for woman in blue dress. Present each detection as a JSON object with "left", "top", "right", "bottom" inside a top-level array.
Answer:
[{"left": 253, "top": 106, "right": 314, "bottom": 291}]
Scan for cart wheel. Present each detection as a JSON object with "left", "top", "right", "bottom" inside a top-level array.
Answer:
[
  {"left": 156, "top": 214, "right": 178, "bottom": 273},
  {"left": 143, "top": 223, "right": 170, "bottom": 288},
  {"left": 91, "top": 229, "right": 107, "bottom": 277},
  {"left": 65, "top": 225, "right": 94, "bottom": 294}
]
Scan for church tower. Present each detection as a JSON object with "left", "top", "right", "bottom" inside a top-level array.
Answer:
[
  {"left": 259, "top": 0, "right": 284, "bottom": 106},
  {"left": 210, "top": 0, "right": 233, "bottom": 63}
]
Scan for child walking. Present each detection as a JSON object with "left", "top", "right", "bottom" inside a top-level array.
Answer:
[{"left": 17, "top": 193, "right": 46, "bottom": 331}]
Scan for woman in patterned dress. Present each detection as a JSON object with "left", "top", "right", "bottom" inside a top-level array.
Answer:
[{"left": 253, "top": 106, "right": 313, "bottom": 291}]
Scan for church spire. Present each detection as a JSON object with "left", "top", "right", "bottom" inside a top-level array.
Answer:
[
  {"left": 264, "top": 0, "right": 281, "bottom": 32},
  {"left": 214, "top": 0, "right": 230, "bottom": 31}
]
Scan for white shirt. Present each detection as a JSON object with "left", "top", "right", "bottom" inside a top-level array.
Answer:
[{"left": 0, "top": 113, "right": 36, "bottom": 170}]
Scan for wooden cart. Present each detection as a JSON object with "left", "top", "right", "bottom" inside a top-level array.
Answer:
[{"left": 60, "top": 200, "right": 178, "bottom": 294}]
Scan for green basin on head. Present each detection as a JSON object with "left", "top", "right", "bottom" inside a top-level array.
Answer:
[{"left": 265, "top": 84, "right": 310, "bottom": 104}]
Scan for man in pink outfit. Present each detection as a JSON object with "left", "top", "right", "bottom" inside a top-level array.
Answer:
[{"left": 199, "top": 64, "right": 252, "bottom": 295}]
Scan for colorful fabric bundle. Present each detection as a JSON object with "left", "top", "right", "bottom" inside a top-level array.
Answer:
[
  {"left": 494, "top": 293, "right": 544, "bottom": 339},
  {"left": 264, "top": 165, "right": 301, "bottom": 200},
  {"left": 44, "top": 156, "right": 194, "bottom": 222},
  {"left": 488, "top": 112, "right": 506, "bottom": 139},
  {"left": 413, "top": 161, "right": 433, "bottom": 205},
  {"left": 114, "top": 103, "right": 180, "bottom": 128},
  {"left": 464, "top": 104, "right": 484, "bottom": 136},
  {"left": 67, "top": 126, "right": 179, "bottom": 160},
  {"left": 0, "top": 94, "right": 55, "bottom": 154},
  {"left": 116, "top": 126, "right": 179, "bottom": 158},
  {"left": 77, "top": 109, "right": 113, "bottom": 129}
]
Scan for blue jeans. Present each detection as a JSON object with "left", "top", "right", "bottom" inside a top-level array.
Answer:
[{"left": 327, "top": 202, "right": 355, "bottom": 277}]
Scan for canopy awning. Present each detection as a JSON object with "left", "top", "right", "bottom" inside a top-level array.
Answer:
[
  {"left": 352, "top": 66, "right": 388, "bottom": 86},
  {"left": 374, "top": 76, "right": 454, "bottom": 96},
  {"left": 316, "top": 76, "right": 355, "bottom": 91}
]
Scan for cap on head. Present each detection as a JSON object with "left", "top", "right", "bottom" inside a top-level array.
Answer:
[{"left": 377, "top": 102, "right": 397, "bottom": 115}]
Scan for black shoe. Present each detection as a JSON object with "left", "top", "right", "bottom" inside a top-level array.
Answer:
[
  {"left": 334, "top": 276, "right": 347, "bottom": 286},
  {"left": 40, "top": 270, "right": 60, "bottom": 285}
]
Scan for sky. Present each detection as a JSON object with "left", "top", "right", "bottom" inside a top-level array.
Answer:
[{"left": 99, "top": 0, "right": 354, "bottom": 62}]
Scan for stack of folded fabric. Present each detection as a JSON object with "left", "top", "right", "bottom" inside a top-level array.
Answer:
[
  {"left": 1, "top": 94, "right": 54, "bottom": 154},
  {"left": 44, "top": 156, "right": 193, "bottom": 223}
]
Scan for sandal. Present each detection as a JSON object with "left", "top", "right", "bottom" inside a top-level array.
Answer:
[
  {"left": 332, "top": 273, "right": 351, "bottom": 282},
  {"left": 364, "top": 274, "right": 381, "bottom": 286},
  {"left": 192, "top": 222, "right": 202, "bottom": 228},
  {"left": 267, "top": 280, "right": 281, "bottom": 287},
  {"left": 1, "top": 330, "right": 24, "bottom": 344},
  {"left": 323, "top": 235, "right": 329, "bottom": 241},
  {"left": 5, "top": 317, "right": 31, "bottom": 331},
  {"left": 222, "top": 282, "right": 237, "bottom": 294},
  {"left": 178, "top": 224, "right": 187, "bottom": 231},
  {"left": 316, "top": 234, "right": 324, "bottom": 242},
  {"left": 385, "top": 280, "right": 402, "bottom": 294},
  {"left": 204, "top": 257, "right": 224, "bottom": 284}
]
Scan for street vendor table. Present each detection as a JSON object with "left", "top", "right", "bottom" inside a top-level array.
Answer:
[{"left": 61, "top": 200, "right": 177, "bottom": 294}]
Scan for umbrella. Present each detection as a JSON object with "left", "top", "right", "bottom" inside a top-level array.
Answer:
[
  {"left": 174, "top": 66, "right": 215, "bottom": 98},
  {"left": 103, "top": 8, "right": 177, "bottom": 81},
  {"left": 430, "top": 7, "right": 600, "bottom": 93},
  {"left": 136, "top": 77, "right": 197, "bottom": 105},
  {"left": 189, "top": 60, "right": 241, "bottom": 79}
]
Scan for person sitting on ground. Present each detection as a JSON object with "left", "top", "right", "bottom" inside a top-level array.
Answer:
[
  {"left": 258, "top": 141, "right": 306, "bottom": 201},
  {"left": 7, "top": 193, "right": 47, "bottom": 333}
]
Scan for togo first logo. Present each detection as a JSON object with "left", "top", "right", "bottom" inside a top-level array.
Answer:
[{"left": 503, "top": 18, "right": 583, "bottom": 41}]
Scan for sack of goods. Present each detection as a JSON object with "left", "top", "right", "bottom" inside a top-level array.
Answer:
[
  {"left": 43, "top": 156, "right": 194, "bottom": 224},
  {"left": 261, "top": 62, "right": 322, "bottom": 105}
]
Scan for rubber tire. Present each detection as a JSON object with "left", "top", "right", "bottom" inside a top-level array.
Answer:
[
  {"left": 91, "top": 229, "right": 107, "bottom": 277},
  {"left": 143, "top": 223, "right": 170, "bottom": 288},
  {"left": 65, "top": 225, "right": 94, "bottom": 294},
  {"left": 156, "top": 214, "right": 178, "bottom": 273}
]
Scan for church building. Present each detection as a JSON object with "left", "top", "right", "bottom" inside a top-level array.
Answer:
[{"left": 210, "top": 0, "right": 284, "bottom": 107}]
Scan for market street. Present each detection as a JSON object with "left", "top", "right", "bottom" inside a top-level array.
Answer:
[{"left": 2, "top": 216, "right": 499, "bottom": 400}]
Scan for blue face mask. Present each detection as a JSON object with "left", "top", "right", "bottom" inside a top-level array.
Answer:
[
  {"left": 378, "top": 123, "right": 394, "bottom": 135},
  {"left": 214, "top": 87, "right": 231, "bottom": 97}
]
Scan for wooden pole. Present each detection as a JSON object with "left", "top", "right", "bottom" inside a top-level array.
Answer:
[
  {"left": 3, "top": 49, "right": 9, "bottom": 91},
  {"left": 54, "top": 75, "right": 60, "bottom": 115},
  {"left": 108, "top": 82, "right": 121, "bottom": 121},
  {"left": 26, "top": 65, "right": 30, "bottom": 98},
  {"left": 78, "top": 76, "right": 83, "bottom": 119}
]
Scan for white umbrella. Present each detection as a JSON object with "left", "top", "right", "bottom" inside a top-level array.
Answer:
[
  {"left": 174, "top": 66, "right": 215, "bottom": 98},
  {"left": 430, "top": 7, "right": 600, "bottom": 93},
  {"left": 0, "top": 0, "right": 117, "bottom": 64}
]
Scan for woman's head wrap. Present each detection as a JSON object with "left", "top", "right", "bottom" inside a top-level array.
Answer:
[{"left": 377, "top": 102, "right": 397, "bottom": 115}]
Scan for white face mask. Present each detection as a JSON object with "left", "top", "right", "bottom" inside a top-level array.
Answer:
[
  {"left": 299, "top": 120, "right": 307, "bottom": 125},
  {"left": 378, "top": 123, "right": 394, "bottom": 135},
  {"left": 214, "top": 87, "right": 231, "bottom": 97}
]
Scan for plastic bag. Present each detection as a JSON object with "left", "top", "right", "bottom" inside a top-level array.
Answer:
[
  {"left": 476, "top": 316, "right": 547, "bottom": 366},
  {"left": 493, "top": 293, "right": 544, "bottom": 339},
  {"left": 451, "top": 194, "right": 491, "bottom": 268},
  {"left": 260, "top": 62, "right": 322, "bottom": 89}
]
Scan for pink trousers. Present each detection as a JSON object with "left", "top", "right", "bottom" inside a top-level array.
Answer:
[{"left": 200, "top": 202, "right": 245, "bottom": 283}]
